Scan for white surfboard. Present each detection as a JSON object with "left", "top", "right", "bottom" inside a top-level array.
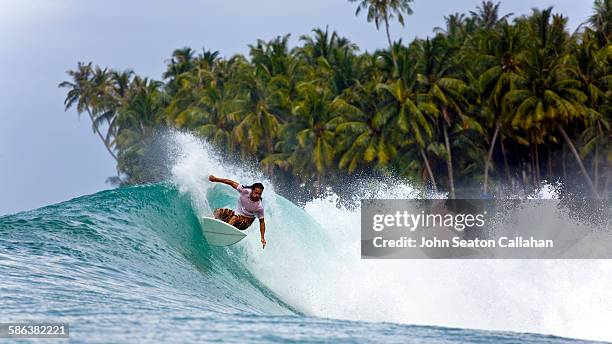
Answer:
[{"left": 199, "top": 216, "right": 247, "bottom": 246}]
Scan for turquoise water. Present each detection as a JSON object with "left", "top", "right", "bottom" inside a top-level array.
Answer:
[{"left": 0, "top": 183, "right": 608, "bottom": 343}]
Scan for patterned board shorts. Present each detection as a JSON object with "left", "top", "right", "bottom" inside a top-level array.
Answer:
[{"left": 213, "top": 208, "right": 255, "bottom": 231}]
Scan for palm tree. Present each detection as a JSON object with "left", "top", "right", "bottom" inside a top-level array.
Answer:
[
  {"left": 434, "top": 13, "right": 467, "bottom": 36},
  {"left": 233, "top": 67, "right": 280, "bottom": 156},
  {"left": 99, "top": 69, "right": 135, "bottom": 147},
  {"left": 164, "top": 55, "right": 244, "bottom": 152},
  {"left": 163, "top": 47, "right": 196, "bottom": 79},
  {"left": 114, "top": 77, "right": 165, "bottom": 183},
  {"left": 469, "top": 1, "right": 513, "bottom": 29},
  {"left": 376, "top": 44, "right": 439, "bottom": 190},
  {"left": 248, "top": 36, "right": 302, "bottom": 127},
  {"left": 570, "top": 30, "right": 611, "bottom": 191},
  {"left": 198, "top": 48, "right": 221, "bottom": 69},
  {"left": 298, "top": 27, "right": 360, "bottom": 93},
  {"left": 234, "top": 37, "right": 300, "bottom": 158},
  {"left": 264, "top": 83, "right": 343, "bottom": 188},
  {"left": 60, "top": 2, "right": 612, "bottom": 196},
  {"left": 294, "top": 84, "right": 342, "bottom": 183},
  {"left": 334, "top": 80, "right": 399, "bottom": 175},
  {"left": 348, "top": 0, "right": 414, "bottom": 70},
  {"left": 163, "top": 47, "right": 197, "bottom": 95},
  {"left": 476, "top": 23, "right": 525, "bottom": 193},
  {"left": 59, "top": 62, "right": 119, "bottom": 162},
  {"left": 586, "top": 0, "right": 612, "bottom": 44},
  {"left": 299, "top": 27, "right": 340, "bottom": 63},
  {"left": 503, "top": 47, "right": 600, "bottom": 197},
  {"left": 416, "top": 37, "right": 471, "bottom": 198},
  {"left": 248, "top": 35, "right": 293, "bottom": 80},
  {"left": 195, "top": 71, "right": 241, "bottom": 151},
  {"left": 380, "top": 81, "right": 438, "bottom": 189}
]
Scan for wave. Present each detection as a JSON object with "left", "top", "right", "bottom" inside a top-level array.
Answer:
[
  {"left": 169, "top": 132, "right": 612, "bottom": 342},
  {"left": 1, "top": 131, "right": 610, "bottom": 342}
]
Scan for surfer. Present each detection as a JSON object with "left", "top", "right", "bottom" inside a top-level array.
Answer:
[{"left": 208, "top": 175, "right": 267, "bottom": 249}]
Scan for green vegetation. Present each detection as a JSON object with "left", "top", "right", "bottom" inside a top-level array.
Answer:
[{"left": 60, "top": 1, "right": 611, "bottom": 198}]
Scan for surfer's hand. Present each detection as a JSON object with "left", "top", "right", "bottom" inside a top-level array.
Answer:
[
  {"left": 208, "top": 175, "right": 216, "bottom": 182},
  {"left": 261, "top": 238, "right": 266, "bottom": 249}
]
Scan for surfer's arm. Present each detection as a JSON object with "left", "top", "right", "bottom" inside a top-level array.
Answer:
[
  {"left": 208, "top": 175, "right": 239, "bottom": 189},
  {"left": 259, "top": 218, "right": 266, "bottom": 249}
]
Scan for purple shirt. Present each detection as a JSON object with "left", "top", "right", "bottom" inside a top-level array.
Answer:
[{"left": 236, "top": 185, "right": 265, "bottom": 219}]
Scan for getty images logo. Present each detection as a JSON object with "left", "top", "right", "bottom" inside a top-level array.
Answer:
[{"left": 372, "top": 210, "right": 487, "bottom": 232}]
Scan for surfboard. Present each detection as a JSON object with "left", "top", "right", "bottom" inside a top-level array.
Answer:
[{"left": 199, "top": 216, "right": 247, "bottom": 246}]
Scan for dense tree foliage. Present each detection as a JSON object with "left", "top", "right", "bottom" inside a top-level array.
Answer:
[{"left": 61, "top": 1, "right": 611, "bottom": 198}]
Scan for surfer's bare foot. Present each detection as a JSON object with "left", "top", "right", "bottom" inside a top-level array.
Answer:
[{"left": 208, "top": 175, "right": 216, "bottom": 182}]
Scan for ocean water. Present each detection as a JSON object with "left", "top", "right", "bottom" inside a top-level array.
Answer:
[{"left": 1, "top": 132, "right": 611, "bottom": 343}]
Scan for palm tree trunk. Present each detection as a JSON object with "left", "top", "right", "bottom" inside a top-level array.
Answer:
[
  {"left": 483, "top": 121, "right": 500, "bottom": 194},
  {"left": 442, "top": 124, "right": 455, "bottom": 198},
  {"left": 594, "top": 143, "right": 599, "bottom": 190},
  {"left": 95, "top": 128, "right": 118, "bottom": 162},
  {"left": 529, "top": 144, "right": 538, "bottom": 187},
  {"left": 420, "top": 147, "right": 437, "bottom": 192},
  {"left": 556, "top": 123, "right": 599, "bottom": 198},
  {"left": 500, "top": 137, "right": 511, "bottom": 185},
  {"left": 547, "top": 145, "right": 552, "bottom": 179},
  {"left": 534, "top": 142, "right": 541, "bottom": 185},
  {"left": 383, "top": 16, "right": 398, "bottom": 73},
  {"left": 383, "top": 16, "right": 393, "bottom": 52},
  {"left": 562, "top": 145, "right": 567, "bottom": 180},
  {"left": 595, "top": 122, "right": 603, "bottom": 191},
  {"left": 87, "top": 110, "right": 118, "bottom": 162},
  {"left": 266, "top": 137, "right": 273, "bottom": 155}
]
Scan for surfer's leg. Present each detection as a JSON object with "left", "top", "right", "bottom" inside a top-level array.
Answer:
[
  {"left": 231, "top": 215, "right": 254, "bottom": 231},
  {"left": 214, "top": 208, "right": 234, "bottom": 223},
  {"left": 227, "top": 215, "right": 239, "bottom": 226}
]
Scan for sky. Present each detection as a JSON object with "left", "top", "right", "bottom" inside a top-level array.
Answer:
[{"left": 0, "top": 0, "right": 596, "bottom": 215}]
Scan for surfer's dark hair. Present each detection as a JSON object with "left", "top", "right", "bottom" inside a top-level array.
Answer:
[{"left": 242, "top": 182, "right": 264, "bottom": 191}]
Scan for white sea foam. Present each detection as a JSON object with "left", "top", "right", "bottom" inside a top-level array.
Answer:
[{"left": 169, "top": 130, "right": 612, "bottom": 342}]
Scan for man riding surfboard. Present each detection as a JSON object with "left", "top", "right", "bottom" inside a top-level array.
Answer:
[{"left": 208, "top": 175, "right": 267, "bottom": 249}]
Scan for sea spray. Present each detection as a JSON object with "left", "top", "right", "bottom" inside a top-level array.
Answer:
[
  {"left": 1, "top": 130, "right": 609, "bottom": 342},
  {"left": 167, "top": 130, "right": 612, "bottom": 342}
]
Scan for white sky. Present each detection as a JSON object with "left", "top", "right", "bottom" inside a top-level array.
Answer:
[{"left": 0, "top": 0, "right": 595, "bottom": 215}]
